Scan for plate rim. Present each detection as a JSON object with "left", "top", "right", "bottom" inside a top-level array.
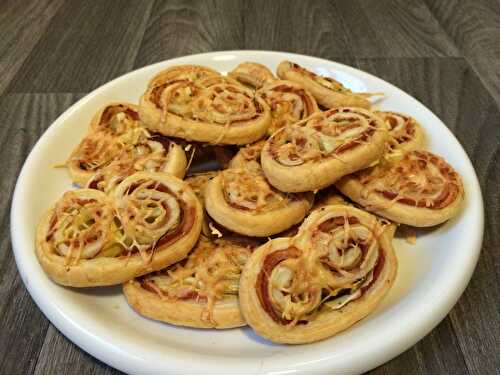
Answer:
[{"left": 10, "top": 49, "right": 484, "bottom": 375}]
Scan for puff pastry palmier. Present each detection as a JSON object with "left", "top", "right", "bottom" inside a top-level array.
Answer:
[
  {"left": 67, "top": 103, "right": 141, "bottom": 186},
  {"left": 146, "top": 64, "right": 220, "bottom": 89},
  {"left": 205, "top": 168, "right": 313, "bottom": 237},
  {"left": 277, "top": 61, "right": 377, "bottom": 109},
  {"left": 261, "top": 107, "right": 388, "bottom": 192},
  {"left": 336, "top": 150, "right": 464, "bottom": 226},
  {"left": 197, "top": 75, "right": 245, "bottom": 88},
  {"left": 123, "top": 234, "right": 259, "bottom": 329},
  {"left": 123, "top": 171, "right": 261, "bottom": 328},
  {"left": 228, "top": 62, "right": 277, "bottom": 90},
  {"left": 89, "top": 103, "right": 140, "bottom": 134},
  {"left": 257, "top": 80, "right": 319, "bottom": 135},
  {"left": 239, "top": 205, "right": 397, "bottom": 344},
  {"left": 36, "top": 172, "right": 202, "bottom": 287},
  {"left": 140, "top": 77, "right": 272, "bottom": 145},
  {"left": 87, "top": 131, "right": 187, "bottom": 193},
  {"left": 377, "top": 111, "right": 425, "bottom": 158},
  {"left": 228, "top": 140, "right": 266, "bottom": 172}
]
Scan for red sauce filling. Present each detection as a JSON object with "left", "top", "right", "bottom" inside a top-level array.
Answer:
[
  {"left": 118, "top": 182, "right": 196, "bottom": 255},
  {"left": 378, "top": 151, "right": 461, "bottom": 210},
  {"left": 99, "top": 105, "right": 139, "bottom": 125},
  {"left": 265, "top": 84, "right": 316, "bottom": 117},
  {"left": 256, "top": 247, "right": 301, "bottom": 324},
  {"left": 361, "top": 249, "right": 385, "bottom": 294}
]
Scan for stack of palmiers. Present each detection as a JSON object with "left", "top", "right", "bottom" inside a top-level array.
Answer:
[{"left": 35, "top": 61, "right": 464, "bottom": 344}]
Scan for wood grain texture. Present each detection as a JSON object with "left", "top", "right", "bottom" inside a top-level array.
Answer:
[
  {"left": 0, "top": 0, "right": 63, "bottom": 96},
  {"left": 423, "top": 0, "right": 500, "bottom": 104},
  {"left": 423, "top": 0, "right": 500, "bottom": 59},
  {"left": 370, "top": 319, "right": 468, "bottom": 374},
  {"left": 135, "top": 0, "right": 245, "bottom": 67},
  {"left": 352, "top": 58, "right": 500, "bottom": 375},
  {"left": 34, "top": 326, "right": 123, "bottom": 375},
  {"left": 0, "top": 93, "right": 83, "bottom": 374},
  {"left": 135, "top": 0, "right": 459, "bottom": 68},
  {"left": 333, "top": 0, "right": 459, "bottom": 58},
  {"left": 8, "top": 0, "right": 154, "bottom": 93},
  {"left": 467, "top": 58, "right": 500, "bottom": 106}
]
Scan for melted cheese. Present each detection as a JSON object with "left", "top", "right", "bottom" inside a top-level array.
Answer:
[
  {"left": 221, "top": 169, "right": 288, "bottom": 212},
  {"left": 164, "top": 81, "right": 260, "bottom": 127},
  {"left": 359, "top": 151, "right": 456, "bottom": 210},
  {"left": 272, "top": 108, "right": 383, "bottom": 166},
  {"left": 144, "top": 236, "right": 252, "bottom": 323},
  {"left": 114, "top": 179, "right": 182, "bottom": 263},
  {"left": 47, "top": 191, "right": 114, "bottom": 264},
  {"left": 266, "top": 211, "right": 383, "bottom": 325},
  {"left": 87, "top": 129, "right": 175, "bottom": 193}
]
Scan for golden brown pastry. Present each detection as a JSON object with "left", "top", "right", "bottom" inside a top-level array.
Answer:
[
  {"left": 228, "top": 62, "right": 277, "bottom": 89},
  {"left": 257, "top": 80, "right": 319, "bottom": 135},
  {"left": 336, "top": 150, "right": 464, "bottom": 226},
  {"left": 86, "top": 130, "right": 187, "bottom": 193},
  {"left": 227, "top": 140, "right": 266, "bottom": 172},
  {"left": 123, "top": 235, "right": 259, "bottom": 329},
  {"left": 35, "top": 172, "right": 202, "bottom": 287},
  {"left": 312, "top": 186, "right": 398, "bottom": 236},
  {"left": 88, "top": 103, "right": 140, "bottom": 134},
  {"left": 239, "top": 205, "right": 397, "bottom": 344},
  {"left": 261, "top": 107, "right": 388, "bottom": 192},
  {"left": 123, "top": 171, "right": 262, "bottom": 329},
  {"left": 185, "top": 171, "right": 219, "bottom": 201},
  {"left": 277, "top": 61, "right": 378, "bottom": 109},
  {"left": 204, "top": 168, "right": 313, "bottom": 237},
  {"left": 197, "top": 75, "right": 245, "bottom": 88},
  {"left": 139, "top": 73, "right": 272, "bottom": 145},
  {"left": 207, "top": 141, "right": 313, "bottom": 237},
  {"left": 377, "top": 111, "right": 425, "bottom": 157},
  {"left": 67, "top": 103, "right": 141, "bottom": 186},
  {"left": 146, "top": 64, "right": 220, "bottom": 89}
]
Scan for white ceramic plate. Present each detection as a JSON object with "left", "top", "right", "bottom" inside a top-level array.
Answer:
[{"left": 11, "top": 51, "right": 484, "bottom": 375}]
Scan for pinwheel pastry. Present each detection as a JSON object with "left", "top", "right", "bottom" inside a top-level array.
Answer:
[
  {"left": 239, "top": 205, "right": 397, "bottom": 344},
  {"left": 227, "top": 140, "right": 266, "bottom": 172},
  {"left": 228, "top": 62, "right": 277, "bottom": 89},
  {"left": 336, "top": 150, "right": 464, "bottom": 226},
  {"left": 89, "top": 103, "right": 140, "bottom": 134},
  {"left": 123, "top": 234, "right": 259, "bottom": 329},
  {"left": 139, "top": 72, "right": 272, "bottom": 145},
  {"left": 277, "top": 61, "right": 379, "bottom": 109},
  {"left": 205, "top": 167, "right": 313, "bottom": 237},
  {"left": 67, "top": 103, "right": 141, "bottom": 186},
  {"left": 257, "top": 80, "right": 319, "bottom": 135},
  {"left": 86, "top": 130, "right": 187, "bottom": 193},
  {"left": 206, "top": 143, "right": 313, "bottom": 237},
  {"left": 377, "top": 111, "right": 425, "bottom": 157},
  {"left": 146, "top": 64, "right": 221, "bottom": 89},
  {"left": 312, "top": 187, "right": 398, "bottom": 237},
  {"left": 35, "top": 172, "right": 202, "bottom": 287},
  {"left": 261, "top": 107, "right": 388, "bottom": 192}
]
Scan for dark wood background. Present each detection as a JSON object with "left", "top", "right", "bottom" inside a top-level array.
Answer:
[{"left": 1, "top": 0, "right": 499, "bottom": 374}]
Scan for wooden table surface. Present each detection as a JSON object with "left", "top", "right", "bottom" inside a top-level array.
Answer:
[{"left": 1, "top": 0, "right": 499, "bottom": 374}]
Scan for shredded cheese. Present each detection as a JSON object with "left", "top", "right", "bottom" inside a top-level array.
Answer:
[
  {"left": 142, "top": 236, "right": 253, "bottom": 324},
  {"left": 265, "top": 209, "right": 384, "bottom": 326}
]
